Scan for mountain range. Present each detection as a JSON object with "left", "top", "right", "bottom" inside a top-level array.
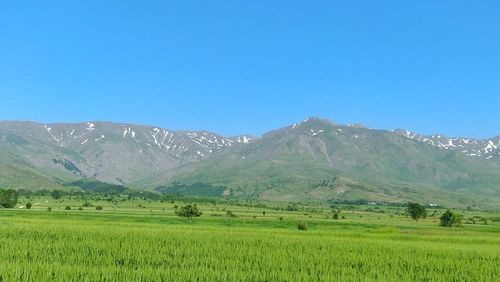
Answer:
[{"left": 1, "top": 118, "right": 499, "bottom": 209}]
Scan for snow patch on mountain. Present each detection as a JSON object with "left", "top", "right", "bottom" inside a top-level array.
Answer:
[
  {"left": 394, "top": 129, "right": 499, "bottom": 160},
  {"left": 310, "top": 129, "right": 324, "bottom": 136}
]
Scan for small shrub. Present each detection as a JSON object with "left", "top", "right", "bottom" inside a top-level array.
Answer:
[
  {"left": 341, "top": 215, "right": 346, "bottom": 219},
  {"left": 279, "top": 216, "right": 284, "bottom": 221},
  {"left": 78, "top": 206, "right": 83, "bottom": 210},
  {"left": 65, "top": 206, "right": 71, "bottom": 210},
  {"left": 96, "top": 206, "right": 103, "bottom": 211},
  {"left": 333, "top": 212, "right": 339, "bottom": 220},
  {"left": 82, "top": 202, "right": 92, "bottom": 207},
  {"left": 26, "top": 202, "right": 32, "bottom": 209},
  {"left": 465, "top": 217, "right": 476, "bottom": 224},
  {"left": 297, "top": 222, "right": 308, "bottom": 231},
  {"left": 47, "top": 207, "right": 52, "bottom": 212},
  {"left": 226, "top": 210, "right": 237, "bottom": 218}
]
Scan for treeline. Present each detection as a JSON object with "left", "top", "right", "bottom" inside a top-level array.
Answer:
[
  {"left": 64, "top": 179, "right": 128, "bottom": 194},
  {"left": 14, "top": 188, "right": 286, "bottom": 209},
  {"left": 329, "top": 199, "right": 443, "bottom": 208},
  {"left": 17, "top": 188, "right": 180, "bottom": 201},
  {"left": 15, "top": 188, "right": 239, "bottom": 204}
]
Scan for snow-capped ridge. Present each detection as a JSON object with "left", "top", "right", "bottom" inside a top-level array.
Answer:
[{"left": 394, "top": 129, "right": 499, "bottom": 160}]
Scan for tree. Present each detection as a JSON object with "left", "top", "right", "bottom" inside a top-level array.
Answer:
[
  {"left": 0, "top": 189, "right": 18, "bottom": 208},
  {"left": 440, "top": 210, "right": 462, "bottom": 227},
  {"left": 50, "top": 190, "right": 63, "bottom": 200},
  {"left": 175, "top": 204, "right": 202, "bottom": 220},
  {"left": 406, "top": 202, "right": 427, "bottom": 221}
]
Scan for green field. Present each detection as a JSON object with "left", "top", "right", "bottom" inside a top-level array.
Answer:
[{"left": 1, "top": 198, "right": 499, "bottom": 281}]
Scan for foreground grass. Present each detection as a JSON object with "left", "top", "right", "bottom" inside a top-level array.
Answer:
[{"left": 0, "top": 201, "right": 499, "bottom": 281}]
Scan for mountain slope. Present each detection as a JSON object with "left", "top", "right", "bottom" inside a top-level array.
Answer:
[
  {"left": 0, "top": 149, "right": 66, "bottom": 189},
  {"left": 0, "top": 121, "right": 253, "bottom": 186},
  {"left": 154, "top": 118, "right": 500, "bottom": 208},
  {"left": 393, "top": 129, "right": 500, "bottom": 162},
  {"left": 0, "top": 118, "right": 499, "bottom": 209}
]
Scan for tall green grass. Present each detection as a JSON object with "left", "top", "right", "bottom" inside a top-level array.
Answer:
[{"left": 1, "top": 210, "right": 499, "bottom": 281}]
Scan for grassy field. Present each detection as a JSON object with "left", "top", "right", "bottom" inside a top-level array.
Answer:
[{"left": 1, "top": 198, "right": 499, "bottom": 281}]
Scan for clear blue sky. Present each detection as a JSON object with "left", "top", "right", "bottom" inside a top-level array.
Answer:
[{"left": 1, "top": 1, "right": 498, "bottom": 138}]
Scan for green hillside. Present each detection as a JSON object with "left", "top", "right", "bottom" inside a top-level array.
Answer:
[
  {"left": 0, "top": 151, "right": 65, "bottom": 190},
  {"left": 152, "top": 119, "right": 500, "bottom": 209},
  {"left": 1, "top": 119, "right": 500, "bottom": 209}
]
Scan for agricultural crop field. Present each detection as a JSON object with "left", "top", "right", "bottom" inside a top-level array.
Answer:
[{"left": 1, "top": 198, "right": 500, "bottom": 281}]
